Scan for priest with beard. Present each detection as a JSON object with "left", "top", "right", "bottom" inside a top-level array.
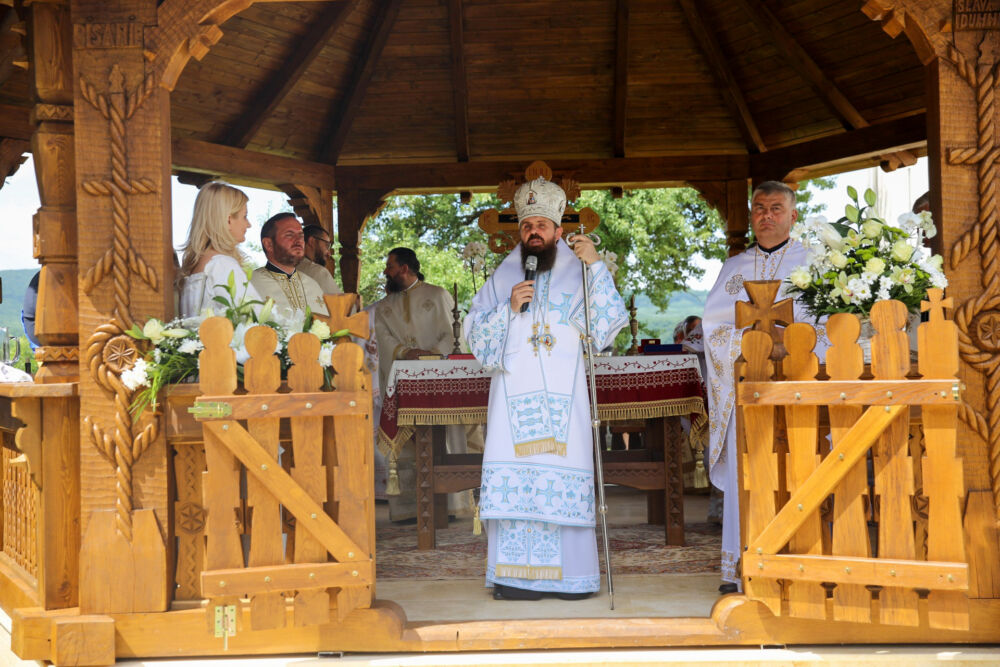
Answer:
[
  {"left": 251, "top": 213, "right": 329, "bottom": 318},
  {"left": 373, "top": 247, "right": 470, "bottom": 522},
  {"left": 464, "top": 177, "right": 627, "bottom": 600}
]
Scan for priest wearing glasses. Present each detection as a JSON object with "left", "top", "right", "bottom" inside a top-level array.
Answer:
[{"left": 703, "top": 180, "right": 828, "bottom": 595}]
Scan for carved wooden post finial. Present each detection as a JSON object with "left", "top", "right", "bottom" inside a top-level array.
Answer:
[
  {"left": 314, "top": 294, "right": 369, "bottom": 340},
  {"left": 921, "top": 288, "right": 953, "bottom": 324},
  {"left": 735, "top": 280, "right": 794, "bottom": 343}
]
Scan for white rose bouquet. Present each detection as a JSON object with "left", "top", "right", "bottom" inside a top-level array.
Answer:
[
  {"left": 124, "top": 269, "right": 348, "bottom": 416},
  {"left": 784, "top": 186, "right": 947, "bottom": 319}
]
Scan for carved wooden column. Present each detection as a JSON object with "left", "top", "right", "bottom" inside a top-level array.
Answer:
[
  {"left": 690, "top": 179, "right": 749, "bottom": 256},
  {"left": 72, "top": 0, "right": 172, "bottom": 613},
  {"left": 916, "top": 14, "right": 1000, "bottom": 599},
  {"left": 336, "top": 187, "right": 388, "bottom": 294},
  {"left": 29, "top": 1, "right": 79, "bottom": 383}
]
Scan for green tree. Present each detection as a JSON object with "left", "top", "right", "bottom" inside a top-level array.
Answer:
[{"left": 796, "top": 176, "right": 836, "bottom": 217}]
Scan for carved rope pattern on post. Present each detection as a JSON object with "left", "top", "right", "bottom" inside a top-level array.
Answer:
[
  {"left": 78, "top": 64, "right": 161, "bottom": 541},
  {"left": 945, "top": 44, "right": 1000, "bottom": 518}
]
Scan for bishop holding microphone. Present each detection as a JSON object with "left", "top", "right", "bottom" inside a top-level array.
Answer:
[{"left": 463, "top": 177, "right": 628, "bottom": 601}]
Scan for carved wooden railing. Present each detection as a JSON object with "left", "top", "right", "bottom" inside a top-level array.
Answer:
[
  {"left": 738, "top": 290, "right": 968, "bottom": 629},
  {"left": 0, "top": 403, "right": 36, "bottom": 585},
  {"left": 172, "top": 310, "right": 373, "bottom": 639}
]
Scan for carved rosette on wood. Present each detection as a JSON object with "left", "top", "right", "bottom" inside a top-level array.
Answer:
[
  {"left": 78, "top": 64, "right": 160, "bottom": 542},
  {"left": 943, "top": 42, "right": 1000, "bottom": 520}
]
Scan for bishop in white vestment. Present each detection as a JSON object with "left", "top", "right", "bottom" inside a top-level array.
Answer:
[
  {"left": 464, "top": 178, "right": 627, "bottom": 599},
  {"left": 702, "top": 182, "right": 827, "bottom": 590}
]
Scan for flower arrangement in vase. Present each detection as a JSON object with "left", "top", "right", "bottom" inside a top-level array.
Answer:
[
  {"left": 783, "top": 187, "right": 947, "bottom": 358},
  {"left": 124, "top": 270, "right": 347, "bottom": 416}
]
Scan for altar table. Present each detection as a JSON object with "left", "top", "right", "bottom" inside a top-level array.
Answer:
[{"left": 377, "top": 355, "right": 706, "bottom": 550}]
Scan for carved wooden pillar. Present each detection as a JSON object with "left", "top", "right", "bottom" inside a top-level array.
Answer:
[
  {"left": 29, "top": 1, "right": 79, "bottom": 383},
  {"left": 336, "top": 187, "right": 388, "bottom": 294},
  {"left": 924, "top": 28, "right": 1000, "bottom": 599},
  {"left": 72, "top": 0, "right": 172, "bottom": 613},
  {"left": 690, "top": 179, "right": 749, "bottom": 257}
]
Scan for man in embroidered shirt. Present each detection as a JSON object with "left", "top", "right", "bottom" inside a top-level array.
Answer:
[
  {"left": 373, "top": 247, "right": 472, "bottom": 522},
  {"left": 702, "top": 180, "right": 826, "bottom": 594},
  {"left": 251, "top": 213, "right": 329, "bottom": 319},
  {"left": 464, "top": 177, "right": 627, "bottom": 601},
  {"left": 298, "top": 224, "right": 342, "bottom": 296}
]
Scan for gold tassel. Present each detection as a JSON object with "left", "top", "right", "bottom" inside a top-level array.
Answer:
[
  {"left": 694, "top": 459, "right": 709, "bottom": 489},
  {"left": 473, "top": 505, "right": 482, "bottom": 535},
  {"left": 386, "top": 452, "right": 401, "bottom": 496}
]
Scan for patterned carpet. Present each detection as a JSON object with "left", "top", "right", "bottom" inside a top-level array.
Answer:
[{"left": 376, "top": 522, "right": 722, "bottom": 579}]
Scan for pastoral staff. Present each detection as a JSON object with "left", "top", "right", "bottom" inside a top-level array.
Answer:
[
  {"left": 251, "top": 213, "right": 328, "bottom": 319},
  {"left": 464, "top": 177, "right": 627, "bottom": 601},
  {"left": 702, "top": 180, "right": 827, "bottom": 594}
]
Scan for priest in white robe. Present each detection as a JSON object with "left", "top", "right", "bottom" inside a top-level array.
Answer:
[
  {"left": 250, "top": 213, "right": 328, "bottom": 319},
  {"left": 465, "top": 177, "right": 627, "bottom": 600},
  {"left": 703, "top": 181, "right": 827, "bottom": 594},
  {"left": 374, "top": 247, "right": 472, "bottom": 521}
]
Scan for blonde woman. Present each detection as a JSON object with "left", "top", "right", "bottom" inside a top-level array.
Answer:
[{"left": 177, "top": 182, "right": 262, "bottom": 318}]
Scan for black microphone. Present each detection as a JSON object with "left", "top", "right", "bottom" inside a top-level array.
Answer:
[{"left": 520, "top": 255, "right": 538, "bottom": 313}]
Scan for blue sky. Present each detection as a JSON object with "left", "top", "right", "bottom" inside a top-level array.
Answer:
[{"left": 0, "top": 156, "right": 928, "bottom": 291}]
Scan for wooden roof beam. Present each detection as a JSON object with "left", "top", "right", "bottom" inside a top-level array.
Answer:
[
  {"left": 612, "top": 0, "right": 629, "bottom": 158},
  {"left": 749, "top": 113, "right": 926, "bottom": 182},
  {"left": 678, "top": 0, "right": 765, "bottom": 154},
  {"left": 732, "top": 0, "right": 868, "bottom": 131},
  {"left": 220, "top": 1, "right": 355, "bottom": 149},
  {"left": 336, "top": 154, "right": 750, "bottom": 192},
  {"left": 172, "top": 137, "right": 337, "bottom": 190},
  {"left": 318, "top": 0, "right": 403, "bottom": 164},
  {"left": 448, "top": 0, "right": 469, "bottom": 162}
]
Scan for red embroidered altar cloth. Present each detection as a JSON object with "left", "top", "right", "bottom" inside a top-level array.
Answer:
[{"left": 376, "top": 354, "right": 706, "bottom": 458}]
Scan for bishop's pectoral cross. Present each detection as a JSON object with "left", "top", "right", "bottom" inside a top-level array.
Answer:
[
  {"left": 529, "top": 323, "right": 555, "bottom": 355},
  {"left": 735, "top": 280, "right": 793, "bottom": 344}
]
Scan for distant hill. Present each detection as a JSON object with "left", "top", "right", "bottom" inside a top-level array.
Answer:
[
  {"left": 630, "top": 290, "right": 708, "bottom": 342},
  {"left": 0, "top": 269, "right": 36, "bottom": 337}
]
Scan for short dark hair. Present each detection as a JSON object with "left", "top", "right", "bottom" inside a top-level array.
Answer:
[
  {"left": 751, "top": 181, "right": 796, "bottom": 206},
  {"left": 389, "top": 247, "right": 424, "bottom": 282},
  {"left": 261, "top": 212, "right": 298, "bottom": 244},
  {"left": 303, "top": 224, "right": 330, "bottom": 242}
]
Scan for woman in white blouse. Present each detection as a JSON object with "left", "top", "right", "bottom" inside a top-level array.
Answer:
[{"left": 177, "top": 182, "right": 262, "bottom": 318}]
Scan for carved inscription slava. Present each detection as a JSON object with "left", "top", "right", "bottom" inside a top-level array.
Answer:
[
  {"left": 945, "top": 43, "right": 1000, "bottom": 519},
  {"left": 78, "top": 64, "right": 160, "bottom": 542}
]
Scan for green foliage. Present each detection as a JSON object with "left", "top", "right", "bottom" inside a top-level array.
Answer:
[
  {"left": 796, "top": 176, "right": 836, "bottom": 217},
  {"left": 577, "top": 188, "right": 726, "bottom": 312},
  {"left": 350, "top": 193, "right": 503, "bottom": 308}
]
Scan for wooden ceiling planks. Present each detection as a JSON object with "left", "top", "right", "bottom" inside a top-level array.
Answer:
[{"left": 155, "top": 0, "right": 930, "bottom": 181}]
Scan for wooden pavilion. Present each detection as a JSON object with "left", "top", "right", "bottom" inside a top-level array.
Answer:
[{"left": 0, "top": 0, "right": 998, "bottom": 664}]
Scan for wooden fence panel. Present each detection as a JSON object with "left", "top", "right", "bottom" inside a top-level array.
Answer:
[
  {"left": 918, "top": 293, "right": 968, "bottom": 630},
  {"left": 244, "top": 327, "right": 285, "bottom": 630},
  {"left": 782, "top": 323, "right": 824, "bottom": 619},
  {"left": 741, "top": 329, "right": 781, "bottom": 614},
  {"left": 870, "top": 300, "right": 919, "bottom": 626},
  {"left": 287, "top": 333, "right": 330, "bottom": 626},
  {"left": 826, "top": 313, "right": 872, "bottom": 623}
]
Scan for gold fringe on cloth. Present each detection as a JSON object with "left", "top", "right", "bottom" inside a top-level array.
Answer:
[
  {"left": 595, "top": 396, "right": 705, "bottom": 422},
  {"left": 514, "top": 438, "right": 566, "bottom": 457},
  {"left": 473, "top": 505, "right": 482, "bottom": 535},
  {"left": 396, "top": 407, "right": 488, "bottom": 426},
  {"left": 495, "top": 564, "right": 562, "bottom": 580}
]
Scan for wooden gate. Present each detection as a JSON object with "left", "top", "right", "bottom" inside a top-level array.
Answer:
[
  {"left": 737, "top": 290, "right": 968, "bottom": 629},
  {"left": 191, "top": 312, "right": 373, "bottom": 638}
]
